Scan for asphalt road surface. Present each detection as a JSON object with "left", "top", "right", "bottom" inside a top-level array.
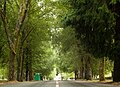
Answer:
[{"left": 0, "top": 80, "right": 119, "bottom": 87}]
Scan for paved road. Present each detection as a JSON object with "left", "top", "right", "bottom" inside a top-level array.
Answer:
[
  {"left": 59, "top": 80, "right": 119, "bottom": 87},
  {"left": 0, "top": 80, "right": 119, "bottom": 87},
  {"left": 0, "top": 81, "right": 55, "bottom": 87}
]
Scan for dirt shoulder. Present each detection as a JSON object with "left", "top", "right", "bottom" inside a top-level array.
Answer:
[
  {"left": 100, "top": 81, "right": 120, "bottom": 86},
  {"left": 76, "top": 79, "right": 120, "bottom": 86},
  {"left": 0, "top": 80, "right": 18, "bottom": 86}
]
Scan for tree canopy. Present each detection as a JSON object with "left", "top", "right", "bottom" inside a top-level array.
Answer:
[{"left": 0, "top": 0, "right": 120, "bottom": 82}]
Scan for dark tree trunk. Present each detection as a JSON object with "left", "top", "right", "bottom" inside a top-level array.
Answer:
[
  {"left": 113, "top": 3, "right": 120, "bottom": 81},
  {"left": 25, "top": 46, "right": 33, "bottom": 81},
  {"left": 80, "top": 57, "right": 85, "bottom": 79},
  {"left": 113, "top": 57, "right": 120, "bottom": 82},
  {"left": 75, "top": 70, "right": 78, "bottom": 80},
  {"left": 108, "top": 2, "right": 120, "bottom": 82},
  {"left": 29, "top": 66, "right": 33, "bottom": 81},
  {"left": 17, "top": 57, "right": 20, "bottom": 81},
  {"left": 29, "top": 56, "right": 33, "bottom": 81},
  {"left": 99, "top": 58, "right": 105, "bottom": 81},
  {"left": 26, "top": 63, "right": 29, "bottom": 81},
  {"left": 25, "top": 47, "right": 29, "bottom": 81}
]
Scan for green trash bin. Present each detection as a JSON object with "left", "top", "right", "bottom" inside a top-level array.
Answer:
[{"left": 34, "top": 73, "right": 40, "bottom": 81}]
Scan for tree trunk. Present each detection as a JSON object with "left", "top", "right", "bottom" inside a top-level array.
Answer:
[
  {"left": 17, "top": 29, "right": 26, "bottom": 81},
  {"left": 113, "top": 3, "right": 120, "bottom": 82},
  {"left": 25, "top": 46, "right": 33, "bottom": 81},
  {"left": 17, "top": 45, "right": 25, "bottom": 82},
  {"left": 17, "top": 57, "right": 21, "bottom": 81},
  {"left": 20, "top": 50, "right": 25, "bottom": 82},
  {"left": 17, "top": 46, "right": 22, "bottom": 81},
  {"left": 75, "top": 70, "right": 78, "bottom": 80},
  {"left": 113, "top": 57, "right": 120, "bottom": 82},
  {"left": 25, "top": 47, "right": 29, "bottom": 81},
  {"left": 26, "top": 61, "right": 29, "bottom": 81},
  {"left": 29, "top": 55, "right": 33, "bottom": 81},
  {"left": 99, "top": 58, "right": 105, "bottom": 81},
  {"left": 29, "top": 62, "right": 33, "bottom": 81},
  {"left": 85, "top": 57, "right": 92, "bottom": 80},
  {"left": 8, "top": 50, "right": 15, "bottom": 81},
  {"left": 80, "top": 57, "right": 85, "bottom": 79}
]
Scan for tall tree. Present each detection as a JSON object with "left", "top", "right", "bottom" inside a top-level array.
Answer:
[
  {"left": 110, "top": 1, "right": 120, "bottom": 82},
  {"left": 0, "top": 0, "right": 31, "bottom": 81}
]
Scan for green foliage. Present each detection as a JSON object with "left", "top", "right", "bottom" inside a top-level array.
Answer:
[
  {"left": 0, "top": 0, "right": 115, "bottom": 81},
  {"left": 53, "top": 27, "right": 85, "bottom": 73},
  {"left": 91, "top": 58, "right": 99, "bottom": 77},
  {"left": 56, "top": 0, "right": 115, "bottom": 80},
  {"left": 61, "top": 0, "right": 115, "bottom": 58},
  {"left": 0, "top": 8, "right": 9, "bottom": 80},
  {"left": 24, "top": 0, "right": 58, "bottom": 77},
  {"left": 105, "top": 59, "right": 113, "bottom": 74},
  {"left": 0, "top": 0, "right": 59, "bottom": 80},
  {"left": 110, "top": 0, "right": 120, "bottom": 4},
  {"left": 0, "top": 13, "right": 9, "bottom": 69}
]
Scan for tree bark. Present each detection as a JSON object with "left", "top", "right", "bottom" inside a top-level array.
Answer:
[
  {"left": 29, "top": 57, "right": 33, "bottom": 81},
  {"left": 17, "top": 46, "right": 23, "bottom": 81},
  {"left": 8, "top": 50, "right": 16, "bottom": 81},
  {"left": 74, "top": 70, "right": 78, "bottom": 80},
  {"left": 99, "top": 58, "right": 105, "bottom": 81},
  {"left": 25, "top": 47, "right": 29, "bottom": 81},
  {"left": 113, "top": 56, "right": 120, "bottom": 82},
  {"left": 17, "top": 29, "right": 26, "bottom": 81},
  {"left": 113, "top": 2, "right": 120, "bottom": 82},
  {"left": 25, "top": 46, "right": 33, "bottom": 81},
  {"left": 85, "top": 57, "right": 92, "bottom": 80},
  {"left": 26, "top": 60, "right": 29, "bottom": 81},
  {"left": 20, "top": 49, "right": 25, "bottom": 81},
  {"left": 80, "top": 57, "right": 85, "bottom": 79}
]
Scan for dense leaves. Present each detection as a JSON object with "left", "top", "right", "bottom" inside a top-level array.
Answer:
[
  {"left": 0, "top": 0, "right": 57, "bottom": 81},
  {"left": 60, "top": 0, "right": 120, "bottom": 82},
  {"left": 61, "top": 0, "right": 115, "bottom": 58},
  {"left": 0, "top": 0, "right": 119, "bottom": 82}
]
